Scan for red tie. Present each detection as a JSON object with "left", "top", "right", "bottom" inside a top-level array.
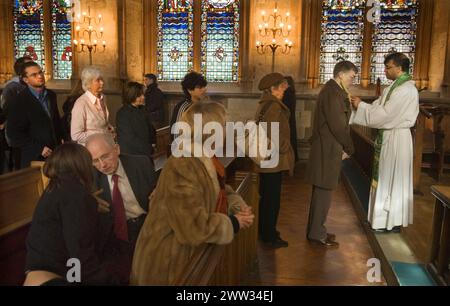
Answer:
[{"left": 112, "top": 174, "right": 128, "bottom": 241}]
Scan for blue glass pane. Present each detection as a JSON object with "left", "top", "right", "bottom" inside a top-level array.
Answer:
[
  {"left": 157, "top": 0, "right": 194, "bottom": 81},
  {"left": 370, "top": 0, "right": 418, "bottom": 84},
  {"left": 201, "top": 0, "right": 239, "bottom": 82},
  {"left": 52, "top": 0, "right": 72, "bottom": 79},
  {"left": 320, "top": 0, "right": 366, "bottom": 84},
  {"left": 13, "top": 0, "right": 45, "bottom": 70}
]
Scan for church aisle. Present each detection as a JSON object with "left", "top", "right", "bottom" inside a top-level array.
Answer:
[{"left": 246, "top": 163, "right": 385, "bottom": 286}]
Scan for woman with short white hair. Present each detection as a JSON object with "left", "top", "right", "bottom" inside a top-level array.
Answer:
[{"left": 71, "top": 66, "right": 114, "bottom": 145}]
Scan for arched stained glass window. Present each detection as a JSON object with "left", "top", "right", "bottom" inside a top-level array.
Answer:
[
  {"left": 200, "top": 0, "right": 240, "bottom": 82},
  {"left": 157, "top": 0, "right": 194, "bottom": 81},
  {"left": 319, "top": 0, "right": 365, "bottom": 84},
  {"left": 51, "top": 0, "right": 73, "bottom": 79},
  {"left": 13, "top": 0, "right": 45, "bottom": 70},
  {"left": 370, "top": 0, "right": 418, "bottom": 84}
]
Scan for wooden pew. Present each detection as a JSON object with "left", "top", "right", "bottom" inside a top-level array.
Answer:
[
  {"left": 0, "top": 162, "right": 47, "bottom": 285},
  {"left": 152, "top": 125, "right": 170, "bottom": 172},
  {"left": 175, "top": 158, "right": 259, "bottom": 285}
]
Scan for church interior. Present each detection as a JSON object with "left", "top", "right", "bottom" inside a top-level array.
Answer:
[{"left": 1, "top": 0, "right": 450, "bottom": 287}]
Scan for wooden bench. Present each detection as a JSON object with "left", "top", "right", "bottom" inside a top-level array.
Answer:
[{"left": 0, "top": 162, "right": 46, "bottom": 285}]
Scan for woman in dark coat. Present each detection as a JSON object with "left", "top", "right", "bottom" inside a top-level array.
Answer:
[
  {"left": 116, "top": 82, "right": 156, "bottom": 161},
  {"left": 61, "top": 79, "right": 84, "bottom": 141},
  {"left": 282, "top": 76, "right": 299, "bottom": 162},
  {"left": 24, "top": 143, "right": 120, "bottom": 285}
]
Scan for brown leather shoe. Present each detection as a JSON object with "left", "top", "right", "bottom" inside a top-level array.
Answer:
[{"left": 308, "top": 238, "right": 339, "bottom": 248}]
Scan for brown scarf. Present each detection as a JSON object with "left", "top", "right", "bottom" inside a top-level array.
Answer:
[{"left": 212, "top": 156, "right": 228, "bottom": 215}]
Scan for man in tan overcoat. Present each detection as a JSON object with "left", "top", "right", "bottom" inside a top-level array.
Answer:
[{"left": 305, "top": 61, "right": 357, "bottom": 248}]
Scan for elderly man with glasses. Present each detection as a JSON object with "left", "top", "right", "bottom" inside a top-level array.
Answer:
[{"left": 85, "top": 133, "right": 156, "bottom": 284}]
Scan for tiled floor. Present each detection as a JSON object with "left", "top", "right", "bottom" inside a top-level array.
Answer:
[{"left": 246, "top": 163, "right": 386, "bottom": 286}]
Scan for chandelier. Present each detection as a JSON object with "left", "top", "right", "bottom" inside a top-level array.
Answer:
[
  {"left": 255, "top": 1, "right": 293, "bottom": 72},
  {"left": 72, "top": 5, "right": 106, "bottom": 65}
]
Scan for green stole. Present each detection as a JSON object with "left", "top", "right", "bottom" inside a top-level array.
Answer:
[{"left": 371, "top": 73, "right": 412, "bottom": 189}]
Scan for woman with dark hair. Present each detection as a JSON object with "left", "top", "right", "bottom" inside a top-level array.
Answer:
[
  {"left": 116, "top": 82, "right": 156, "bottom": 161},
  {"left": 282, "top": 76, "right": 299, "bottom": 162},
  {"left": 61, "top": 79, "right": 84, "bottom": 141},
  {"left": 24, "top": 143, "right": 119, "bottom": 285}
]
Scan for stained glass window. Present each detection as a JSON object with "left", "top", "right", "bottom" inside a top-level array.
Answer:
[
  {"left": 200, "top": 0, "right": 240, "bottom": 82},
  {"left": 370, "top": 0, "right": 418, "bottom": 84},
  {"left": 13, "top": 0, "right": 45, "bottom": 70},
  {"left": 319, "top": 0, "right": 366, "bottom": 84},
  {"left": 51, "top": 0, "right": 72, "bottom": 79},
  {"left": 157, "top": 0, "right": 194, "bottom": 81}
]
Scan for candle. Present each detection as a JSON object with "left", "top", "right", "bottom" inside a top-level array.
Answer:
[
  {"left": 102, "top": 41, "right": 106, "bottom": 46},
  {"left": 272, "top": 38, "right": 276, "bottom": 44},
  {"left": 261, "top": 10, "right": 266, "bottom": 16},
  {"left": 287, "top": 25, "right": 292, "bottom": 31},
  {"left": 264, "top": 23, "right": 268, "bottom": 28},
  {"left": 98, "top": 14, "right": 102, "bottom": 19},
  {"left": 80, "top": 39, "right": 85, "bottom": 44},
  {"left": 258, "top": 24, "right": 263, "bottom": 30},
  {"left": 82, "top": 11, "right": 86, "bottom": 16},
  {"left": 286, "top": 12, "right": 290, "bottom": 17},
  {"left": 88, "top": 25, "right": 93, "bottom": 31},
  {"left": 274, "top": 8, "right": 278, "bottom": 13},
  {"left": 280, "top": 23, "right": 284, "bottom": 28},
  {"left": 288, "top": 41, "right": 293, "bottom": 47},
  {"left": 100, "top": 27, "right": 104, "bottom": 33},
  {"left": 73, "top": 39, "right": 78, "bottom": 45},
  {"left": 93, "top": 39, "right": 97, "bottom": 45},
  {"left": 76, "top": 25, "right": 80, "bottom": 31}
]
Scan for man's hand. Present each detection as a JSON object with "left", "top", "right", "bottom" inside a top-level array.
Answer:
[
  {"left": 350, "top": 96, "right": 362, "bottom": 109},
  {"left": 41, "top": 146, "right": 52, "bottom": 158},
  {"left": 342, "top": 152, "right": 350, "bottom": 160},
  {"left": 93, "top": 189, "right": 110, "bottom": 213}
]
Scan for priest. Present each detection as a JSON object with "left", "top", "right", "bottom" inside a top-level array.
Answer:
[{"left": 350, "top": 52, "right": 419, "bottom": 231}]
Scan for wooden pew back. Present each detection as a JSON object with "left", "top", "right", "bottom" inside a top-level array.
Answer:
[{"left": 0, "top": 163, "right": 46, "bottom": 285}]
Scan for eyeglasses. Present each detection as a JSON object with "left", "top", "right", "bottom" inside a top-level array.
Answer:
[
  {"left": 26, "top": 70, "right": 44, "bottom": 78},
  {"left": 92, "top": 150, "right": 115, "bottom": 167}
]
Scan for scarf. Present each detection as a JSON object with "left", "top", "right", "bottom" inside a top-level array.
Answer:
[{"left": 212, "top": 156, "right": 228, "bottom": 215}]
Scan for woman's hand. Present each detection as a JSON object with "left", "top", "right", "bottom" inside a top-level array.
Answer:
[{"left": 234, "top": 210, "right": 255, "bottom": 230}]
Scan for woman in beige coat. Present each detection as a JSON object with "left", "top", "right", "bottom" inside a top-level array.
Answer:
[
  {"left": 130, "top": 102, "right": 254, "bottom": 285},
  {"left": 254, "top": 73, "right": 295, "bottom": 249}
]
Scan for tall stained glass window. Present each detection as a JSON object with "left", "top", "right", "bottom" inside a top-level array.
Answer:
[
  {"left": 200, "top": 0, "right": 240, "bottom": 82},
  {"left": 319, "top": 0, "right": 365, "bottom": 84},
  {"left": 370, "top": 0, "right": 418, "bottom": 84},
  {"left": 51, "top": 0, "right": 72, "bottom": 79},
  {"left": 13, "top": 0, "right": 45, "bottom": 70},
  {"left": 157, "top": 0, "right": 194, "bottom": 81}
]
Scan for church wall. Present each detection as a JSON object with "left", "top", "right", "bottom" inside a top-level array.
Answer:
[
  {"left": 2, "top": 0, "right": 450, "bottom": 149},
  {"left": 428, "top": 0, "right": 450, "bottom": 93}
]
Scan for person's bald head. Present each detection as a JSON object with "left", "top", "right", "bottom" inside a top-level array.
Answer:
[{"left": 85, "top": 133, "right": 120, "bottom": 175}]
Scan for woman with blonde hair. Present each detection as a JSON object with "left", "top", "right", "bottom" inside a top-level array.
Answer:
[{"left": 131, "top": 102, "right": 254, "bottom": 285}]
